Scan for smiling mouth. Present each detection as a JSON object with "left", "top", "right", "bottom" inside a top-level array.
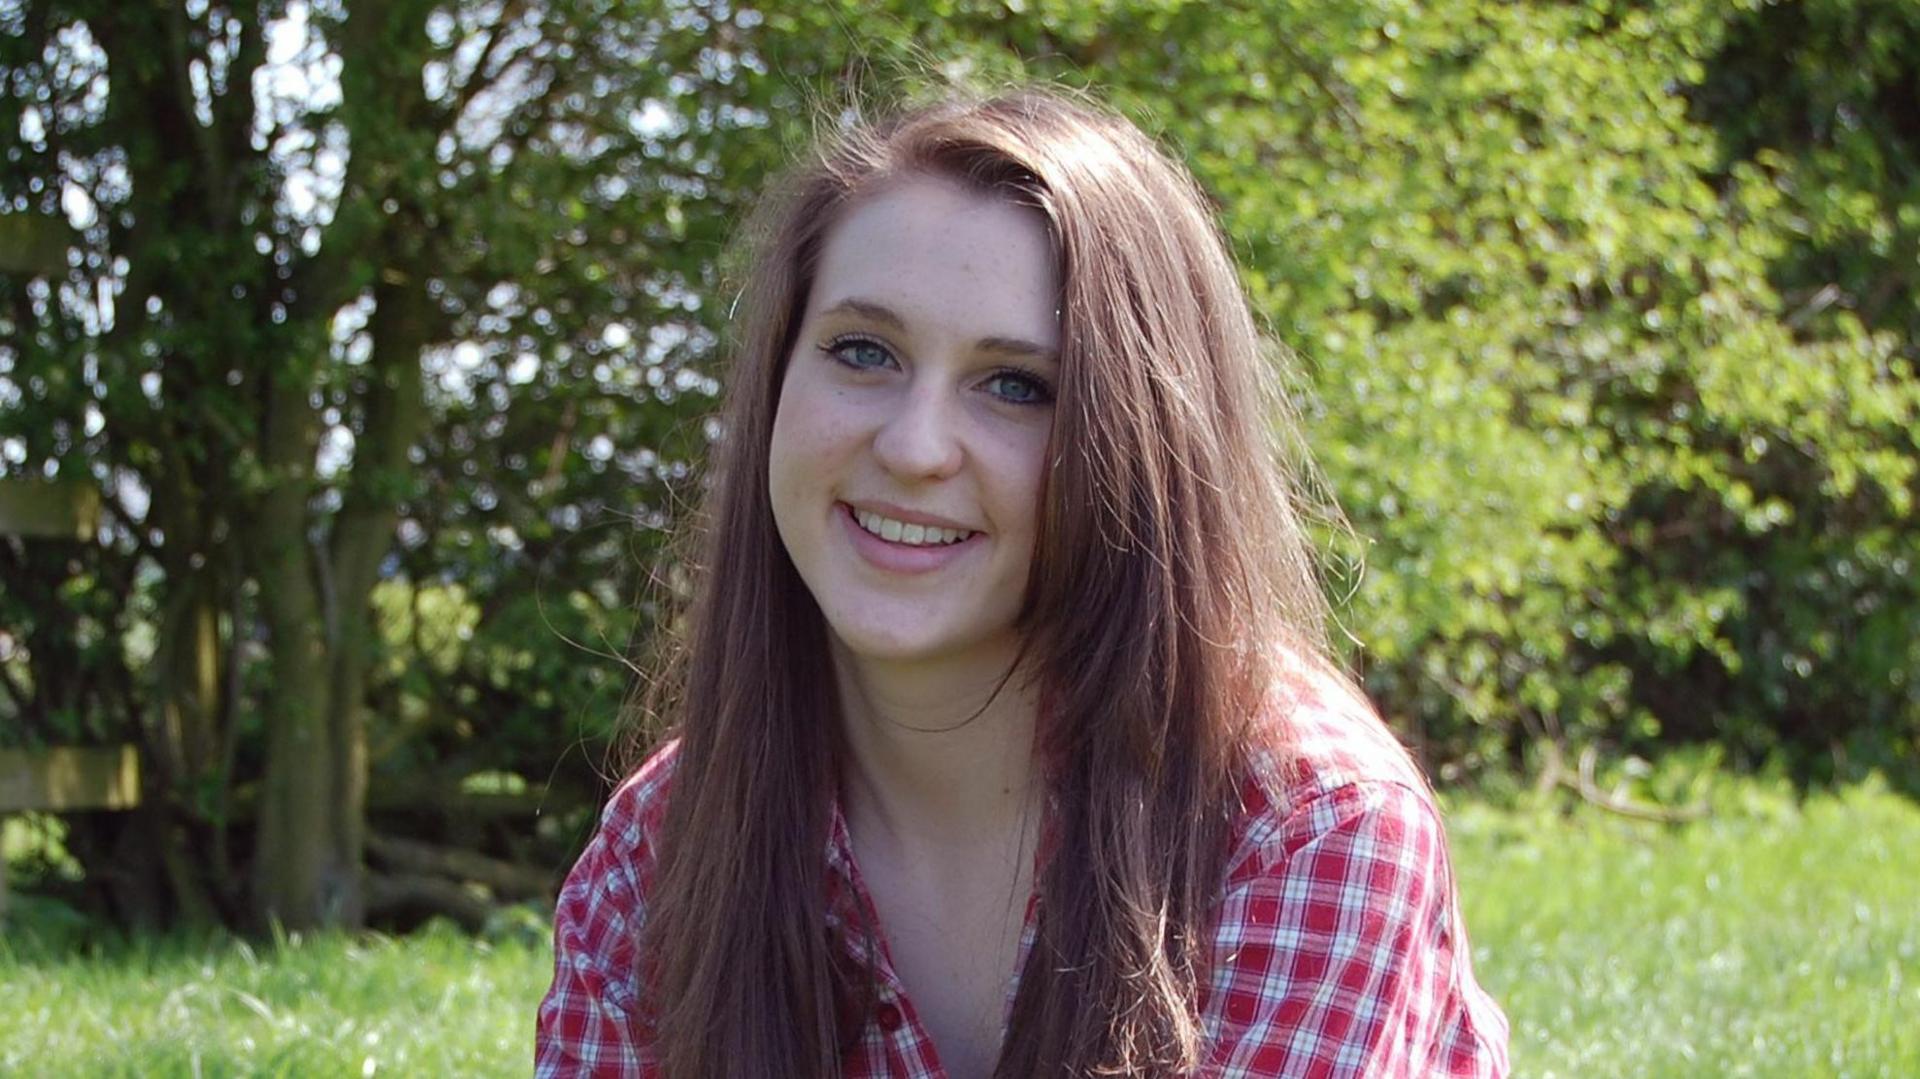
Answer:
[{"left": 848, "top": 506, "right": 976, "bottom": 547}]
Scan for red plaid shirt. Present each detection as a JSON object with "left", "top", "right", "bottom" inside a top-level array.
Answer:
[{"left": 537, "top": 676, "right": 1510, "bottom": 1077}]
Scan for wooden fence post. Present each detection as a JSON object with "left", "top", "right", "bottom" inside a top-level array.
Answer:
[{"left": 0, "top": 478, "right": 120, "bottom": 923}]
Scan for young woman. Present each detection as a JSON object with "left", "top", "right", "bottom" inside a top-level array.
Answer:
[{"left": 537, "top": 88, "right": 1510, "bottom": 1077}]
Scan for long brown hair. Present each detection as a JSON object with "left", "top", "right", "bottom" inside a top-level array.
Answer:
[{"left": 635, "top": 86, "right": 1336, "bottom": 1077}]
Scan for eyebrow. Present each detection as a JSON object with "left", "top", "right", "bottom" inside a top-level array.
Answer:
[{"left": 817, "top": 297, "right": 1060, "bottom": 365}]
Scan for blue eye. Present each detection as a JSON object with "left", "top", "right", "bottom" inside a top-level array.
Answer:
[
  {"left": 823, "top": 335, "right": 895, "bottom": 371},
  {"left": 985, "top": 369, "right": 1054, "bottom": 406}
]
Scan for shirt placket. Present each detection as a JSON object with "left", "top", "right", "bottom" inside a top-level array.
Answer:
[
  {"left": 824, "top": 799, "right": 945, "bottom": 1076},
  {"left": 823, "top": 797, "right": 1052, "bottom": 1078}
]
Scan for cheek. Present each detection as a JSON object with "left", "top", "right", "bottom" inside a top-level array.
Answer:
[
  {"left": 988, "top": 425, "right": 1052, "bottom": 535},
  {"left": 766, "top": 378, "right": 810, "bottom": 527},
  {"left": 771, "top": 399, "right": 841, "bottom": 480},
  {"left": 768, "top": 376, "right": 852, "bottom": 516}
]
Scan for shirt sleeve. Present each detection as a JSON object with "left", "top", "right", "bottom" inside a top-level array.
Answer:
[
  {"left": 534, "top": 779, "right": 660, "bottom": 1078},
  {"left": 1201, "top": 780, "right": 1509, "bottom": 1078}
]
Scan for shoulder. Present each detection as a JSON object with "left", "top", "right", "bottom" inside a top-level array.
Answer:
[
  {"left": 597, "top": 737, "right": 683, "bottom": 865},
  {"left": 546, "top": 738, "right": 684, "bottom": 990},
  {"left": 1227, "top": 657, "right": 1435, "bottom": 883},
  {"left": 557, "top": 737, "right": 683, "bottom": 904},
  {"left": 548, "top": 736, "right": 682, "bottom": 946},
  {"left": 1201, "top": 658, "right": 1512, "bottom": 1076},
  {"left": 535, "top": 739, "right": 681, "bottom": 1074}
]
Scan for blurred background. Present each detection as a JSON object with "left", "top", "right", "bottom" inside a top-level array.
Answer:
[{"left": 2, "top": 0, "right": 1916, "bottom": 1073}]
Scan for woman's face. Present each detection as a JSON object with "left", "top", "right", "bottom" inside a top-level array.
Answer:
[{"left": 768, "top": 175, "right": 1061, "bottom": 668}]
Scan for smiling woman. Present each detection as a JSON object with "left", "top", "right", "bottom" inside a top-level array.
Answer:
[
  {"left": 771, "top": 176, "right": 1058, "bottom": 668},
  {"left": 537, "top": 87, "right": 1510, "bottom": 1078}
]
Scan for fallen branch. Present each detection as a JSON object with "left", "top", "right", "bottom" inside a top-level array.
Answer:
[
  {"left": 224, "top": 781, "right": 585, "bottom": 821},
  {"left": 364, "top": 871, "right": 494, "bottom": 934},
  {"left": 1534, "top": 741, "right": 1710, "bottom": 824},
  {"left": 1573, "top": 746, "right": 1709, "bottom": 824},
  {"left": 365, "top": 833, "right": 555, "bottom": 900}
]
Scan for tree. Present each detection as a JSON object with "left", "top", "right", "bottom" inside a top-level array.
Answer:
[
  {"left": 5, "top": 0, "right": 1915, "bottom": 933},
  {"left": 843, "top": 0, "right": 1917, "bottom": 776},
  {"left": 0, "top": 0, "right": 797, "bottom": 929}
]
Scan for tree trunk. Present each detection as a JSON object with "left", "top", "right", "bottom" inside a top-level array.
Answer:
[
  {"left": 153, "top": 565, "right": 222, "bottom": 792},
  {"left": 248, "top": 360, "right": 356, "bottom": 930},
  {"left": 236, "top": 0, "right": 441, "bottom": 930},
  {"left": 317, "top": 272, "right": 432, "bottom": 927},
  {"left": 246, "top": 268, "right": 432, "bottom": 930}
]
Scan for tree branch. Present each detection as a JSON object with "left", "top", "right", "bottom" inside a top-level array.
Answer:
[
  {"left": 483, "top": 58, "right": 573, "bottom": 161},
  {"left": 309, "top": 530, "right": 339, "bottom": 651},
  {"left": 164, "top": 4, "right": 229, "bottom": 226},
  {"left": 219, "top": 6, "right": 268, "bottom": 196},
  {"left": 441, "top": 0, "right": 531, "bottom": 135},
  {"left": 1534, "top": 743, "right": 1711, "bottom": 824},
  {"left": 0, "top": 650, "right": 37, "bottom": 728},
  {"left": 99, "top": 478, "right": 162, "bottom": 568},
  {"left": 363, "top": 870, "right": 494, "bottom": 932},
  {"left": 366, "top": 832, "right": 553, "bottom": 900}
]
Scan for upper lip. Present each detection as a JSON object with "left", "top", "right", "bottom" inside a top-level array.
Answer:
[{"left": 843, "top": 500, "right": 981, "bottom": 533}]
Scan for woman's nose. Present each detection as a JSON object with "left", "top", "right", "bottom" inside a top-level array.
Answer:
[{"left": 870, "top": 380, "right": 964, "bottom": 481}]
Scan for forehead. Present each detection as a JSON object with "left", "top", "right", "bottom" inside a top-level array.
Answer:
[{"left": 808, "top": 175, "right": 1060, "bottom": 347}]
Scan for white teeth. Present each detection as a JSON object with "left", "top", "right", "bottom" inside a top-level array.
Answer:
[{"left": 853, "top": 508, "right": 974, "bottom": 546}]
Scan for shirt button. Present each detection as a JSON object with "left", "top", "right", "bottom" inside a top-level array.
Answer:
[{"left": 875, "top": 1002, "right": 904, "bottom": 1031}]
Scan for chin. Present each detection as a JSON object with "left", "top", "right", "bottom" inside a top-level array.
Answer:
[
  {"left": 830, "top": 626, "right": 957, "bottom": 664},
  {"left": 824, "top": 614, "right": 997, "bottom": 667}
]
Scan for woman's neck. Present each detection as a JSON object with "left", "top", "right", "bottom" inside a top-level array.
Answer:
[{"left": 830, "top": 637, "right": 1044, "bottom": 852}]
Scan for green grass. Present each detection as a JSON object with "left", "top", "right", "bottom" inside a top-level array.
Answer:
[
  {"left": 1450, "top": 778, "right": 1920, "bottom": 1077},
  {"left": 3, "top": 778, "right": 1917, "bottom": 1076},
  {"left": 0, "top": 917, "right": 546, "bottom": 1077}
]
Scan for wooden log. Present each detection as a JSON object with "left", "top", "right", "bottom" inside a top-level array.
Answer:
[
  {"left": 0, "top": 745, "right": 138, "bottom": 920},
  {"left": 0, "top": 745, "right": 140, "bottom": 813},
  {"left": 221, "top": 781, "right": 584, "bottom": 822},
  {"left": 0, "top": 213, "right": 72, "bottom": 277},
  {"left": 365, "top": 833, "right": 555, "bottom": 900},
  {"left": 363, "top": 871, "right": 494, "bottom": 934},
  {"left": 0, "top": 480, "right": 101, "bottom": 540},
  {"left": 366, "top": 786, "right": 570, "bottom": 819}
]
